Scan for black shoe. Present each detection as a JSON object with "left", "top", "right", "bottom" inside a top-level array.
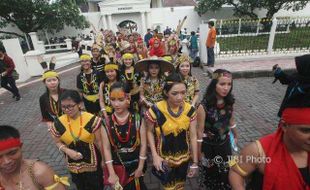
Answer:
[
  {"left": 12, "top": 95, "right": 16, "bottom": 98},
  {"left": 15, "top": 96, "right": 21, "bottom": 101}
]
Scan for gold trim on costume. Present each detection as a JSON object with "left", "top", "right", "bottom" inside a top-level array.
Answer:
[{"left": 44, "top": 175, "right": 70, "bottom": 190}]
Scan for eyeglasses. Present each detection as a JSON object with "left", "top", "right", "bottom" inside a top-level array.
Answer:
[{"left": 61, "top": 104, "right": 77, "bottom": 111}]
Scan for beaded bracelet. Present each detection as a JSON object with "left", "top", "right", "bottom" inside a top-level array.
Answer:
[
  {"left": 190, "top": 165, "right": 198, "bottom": 169},
  {"left": 139, "top": 156, "right": 147, "bottom": 160},
  {"left": 105, "top": 160, "right": 113, "bottom": 164}
]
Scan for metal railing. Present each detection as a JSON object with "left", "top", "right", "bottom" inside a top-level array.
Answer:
[{"left": 202, "top": 17, "right": 310, "bottom": 58}]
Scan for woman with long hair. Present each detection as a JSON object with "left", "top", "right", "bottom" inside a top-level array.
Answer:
[
  {"left": 39, "top": 70, "right": 66, "bottom": 129},
  {"left": 175, "top": 54, "right": 200, "bottom": 107},
  {"left": 76, "top": 54, "right": 101, "bottom": 115},
  {"left": 197, "top": 69, "right": 238, "bottom": 189},
  {"left": 50, "top": 90, "right": 104, "bottom": 190},
  {"left": 120, "top": 53, "right": 141, "bottom": 113},
  {"left": 145, "top": 73, "right": 198, "bottom": 190},
  {"left": 101, "top": 82, "right": 147, "bottom": 190},
  {"left": 99, "top": 62, "right": 120, "bottom": 118}
]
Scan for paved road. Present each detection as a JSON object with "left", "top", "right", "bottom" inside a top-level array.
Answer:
[{"left": 0, "top": 65, "right": 286, "bottom": 189}]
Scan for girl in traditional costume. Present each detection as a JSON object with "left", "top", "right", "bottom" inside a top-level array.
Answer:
[
  {"left": 135, "top": 57, "right": 174, "bottom": 114},
  {"left": 175, "top": 54, "right": 200, "bottom": 107},
  {"left": 196, "top": 69, "right": 238, "bottom": 189},
  {"left": 76, "top": 54, "right": 101, "bottom": 115},
  {"left": 145, "top": 73, "right": 198, "bottom": 190},
  {"left": 120, "top": 53, "right": 141, "bottom": 113},
  {"left": 40, "top": 70, "right": 66, "bottom": 129},
  {"left": 101, "top": 82, "right": 148, "bottom": 190},
  {"left": 51, "top": 90, "right": 104, "bottom": 190},
  {"left": 99, "top": 62, "right": 120, "bottom": 117}
]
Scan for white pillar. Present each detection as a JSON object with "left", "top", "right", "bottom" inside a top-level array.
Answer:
[
  {"left": 24, "top": 50, "right": 45, "bottom": 76},
  {"left": 146, "top": 12, "right": 151, "bottom": 29},
  {"left": 28, "top": 32, "right": 40, "bottom": 51},
  {"left": 108, "top": 14, "right": 112, "bottom": 30},
  {"left": 157, "top": 0, "right": 163, "bottom": 7},
  {"left": 141, "top": 12, "right": 146, "bottom": 35},
  {"left": 267, "top": 18, "right": 277, "bottom": 54},
  {"left": 199, "top": 24, "right": 209, "bottom": 64},
  {"left": 102, "top": 14, "right": 107, "bottom": 29},
  {"left": 2, "top": 38, "right": 31, "bottom": 82},
  {"left": 65, "top": 39, "right": 72, "bottom": 50}
]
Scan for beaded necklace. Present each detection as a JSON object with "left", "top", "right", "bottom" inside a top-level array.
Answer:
[
  {"left": 167, "top": 103, "right": 184, "bottom": 118},
  {"left": 112, "top": 113, "right": 132, "bottom": 143},
  {"left": 49, "top": 95, "right": 59, "bottom": 117},
  {"left": 124, "top": 67, "right": 134, "bottom": 81},
  {"left": 81, "top": 71, "right": 98, "bottom": 94},
  {"left": 67, "top": 113, "right": 83, "bottom": 145}
]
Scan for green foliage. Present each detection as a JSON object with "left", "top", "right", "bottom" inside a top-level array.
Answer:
[
  {"left": 0, "top": 0, "right": 89, "bottom": 35},
  {"left": 195, "top": 0, "right": 308, "bottom": 19}
]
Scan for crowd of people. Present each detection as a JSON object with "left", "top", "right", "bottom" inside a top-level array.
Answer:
[{"left": 0, "top": 25, "right": 309, "bottom": 190}]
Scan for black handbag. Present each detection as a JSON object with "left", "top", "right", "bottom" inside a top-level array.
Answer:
[
  {"left": 11, "top": 69, "right": 19, "bottom": 80},
  {"left": 151, "top": 105, "right": 172, "bottom": 184}
]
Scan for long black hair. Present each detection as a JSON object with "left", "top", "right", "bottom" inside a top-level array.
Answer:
[
  {"left": 202, "top": 69, "right": 235, "bottom": 107},
  {"left": 60, "top": 89, "right": 83, "bottom": 104}
]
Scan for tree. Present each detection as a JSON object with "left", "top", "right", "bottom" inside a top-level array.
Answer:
[
  {"left": 195, "top": 0, "right": 308, "bottom": 19},
  {"left": 0, "top": 0, "right": 89, "bottom": 37}
]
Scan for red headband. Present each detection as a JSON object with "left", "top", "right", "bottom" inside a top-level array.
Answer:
[
  {"left": 0, "top": 138, "right": 22, "bottom": 152},
  {"left": 282, "top": 108, "right": 310, "bottom": 125}
]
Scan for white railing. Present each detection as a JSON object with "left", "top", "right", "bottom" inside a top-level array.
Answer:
[{"left": 44, "top": 39, "right": 72, "bottom": 52}]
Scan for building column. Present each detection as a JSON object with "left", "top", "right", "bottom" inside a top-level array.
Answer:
[
  {"left": 102, "top": 14, "right": 107, "bottom": 29},
  {"left": 157, "top": 0, "right": 163, "bottom": 7},
  {"left": 107, "top": 14, "right": 112, "bottom": 30},
  {"left": 140, "top": 12, "right": 146, "bottom": 35}
]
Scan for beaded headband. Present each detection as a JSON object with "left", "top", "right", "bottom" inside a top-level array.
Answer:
[
  {"left": 212, "top": 72, "right": 232, "bottom": 80},
  {"left": 104, "top": 64, "right": 119, "bottom": 71},
  {"left": 42, "top": 71, "right": 59, "bottom": 80},
  {"left": 122, "top": 53, "right": 134, "bottom": 60},
  {"left": 80, "top": 54, "right": 91, "bottom": 61}
]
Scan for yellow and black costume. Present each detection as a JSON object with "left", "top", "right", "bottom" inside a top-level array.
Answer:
[
  {"left": 183, "top": 76, "right": 199, "bottom": 104},
  {"left": 145, "top": 100, "right": 196, "bottom": 190},
  {"left": 76, "top": 70, "right": 101, "bottom": 114},
  {"left": 120, "top": 67, "right": 142, "bottom": 113},
  {"left": 141, "top": 76, "right": 166, "bottom": 106},
  {"left": 51, "top": 112, "right": 103, "bottom": 190},
  {"left": 104, "top": 113, "right": 147, "bottom": 190}
]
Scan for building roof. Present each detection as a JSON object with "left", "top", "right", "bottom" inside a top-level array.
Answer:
[{"left": 163, "top": 0, "right": 196, "bottom": 7}]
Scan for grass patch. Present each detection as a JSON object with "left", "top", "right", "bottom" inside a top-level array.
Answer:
[{"left": 217, "top": 27, "right": 310, "bottom": 52}]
